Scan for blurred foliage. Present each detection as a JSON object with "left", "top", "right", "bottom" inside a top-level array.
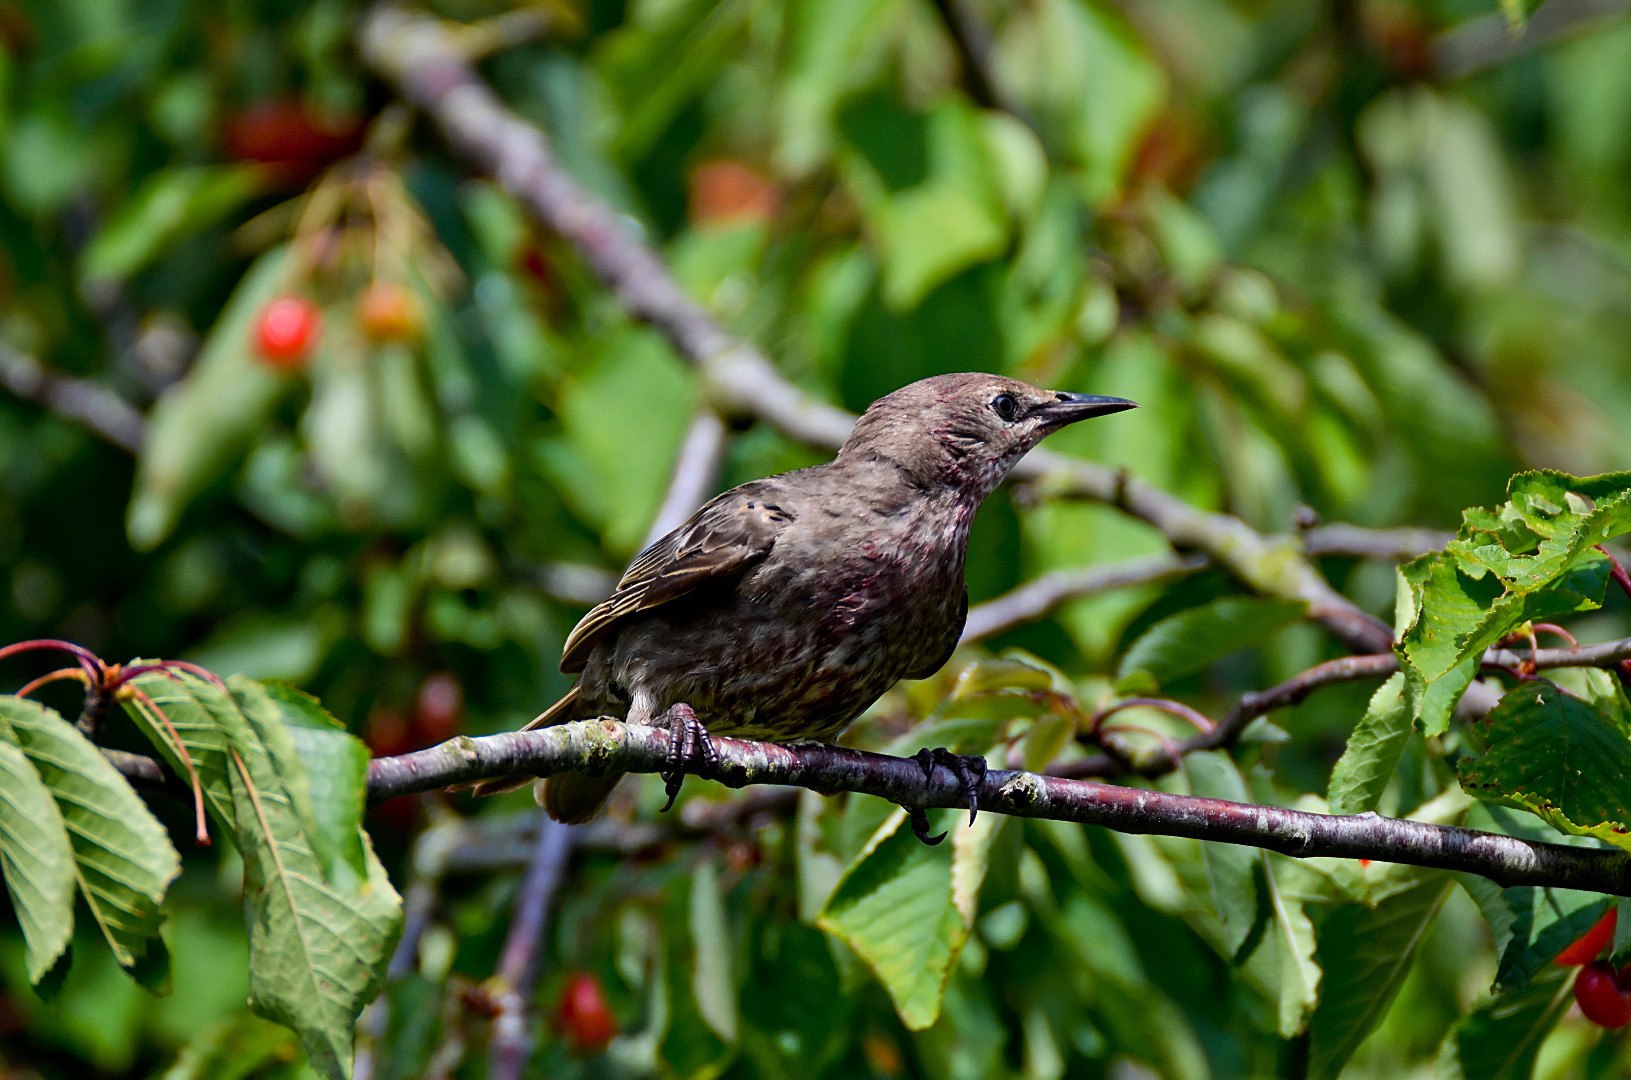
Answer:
[{"left": 5, "top": 0, "right": 1631, "bottom": 1076}]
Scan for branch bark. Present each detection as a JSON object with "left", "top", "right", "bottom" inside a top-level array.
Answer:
[
  {"left": 0, "top": 342, "right": 146, "bottom": 453},
  {"left": 363, "top": 718, "right": 1631, "bottom": 896}
]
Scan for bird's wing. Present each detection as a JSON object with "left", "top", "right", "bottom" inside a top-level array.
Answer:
[
  {"left": 908, "top": 587, "right": 967, "bottom": 680},
  {"left": 559, "top": 487, "right": 794, "bottom": 672}
]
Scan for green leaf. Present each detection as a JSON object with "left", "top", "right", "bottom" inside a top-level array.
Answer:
[
  {"left": 1117, "top": 597, "right": 1305, "bottom": 688},
  {"left": 124, "top": 672, "right": 401, "bottom": 1078},
  {"left": 0, "top": 696, "right": 180, "bottom": 990},
  {"left": 1328, "top": 674, "right": 1412, "bottom": 815},
  {"left": 1434, "top": 966, "right": 1573, "bottom": 1080},
  {"left": 128, "top": 246, "right": 301, "bottom": 550},
  {"left": 1307, "top": 876, "right": 1451, "bottom": 1079},
  {"left": 158, "top": 1010, "right": 304, "bottom": 1080},
  {"left": 261, "top": 685, "right": 371, "bottom": 885},
  {"left": 0, "top": 737, "right": 75, "bottom": 985},
  {"left": 817, "top": 807, "right": 999, "bottom": 1029},
  {"left": 80, "top": 165, "right": 261, "bottom": 283},
  {"left": 1397, "top": 469, "right": 1631, "bottom": 732},
  {"left": 1262, "top": 855, "right": 1321, "bottom": 1037},
  {"left": 1183, "top": 752, "right": 1260, "bottom": 958},
  {"left": 689, "top": 857, "right": 738, "bottom": 1043},
  {"left": 1457, "top": 679, "right": 1631, "bottom": 851}
]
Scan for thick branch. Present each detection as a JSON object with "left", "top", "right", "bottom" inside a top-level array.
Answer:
[
  {"left": 357, "top": 4, "right": 1393, "bottom": 656},
  {"left": 0, "top": 342, "right": 146, "bottom": 453},
  {"left": 1301, "top": 524, "right": 1453, "bottom": 561},
  {"left": 363, "top": 718, "right": 1631, "bottom": 895}
]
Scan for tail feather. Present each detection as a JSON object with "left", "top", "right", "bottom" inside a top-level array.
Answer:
[
  {"left": 537, "top": 771, "right": 624, "bottom": 823},
  {"left": 469, "top": 686, "right": 586, "bottom": 798}
]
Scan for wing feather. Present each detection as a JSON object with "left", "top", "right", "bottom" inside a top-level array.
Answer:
[{"left": 559, "top": 487, "right": 793, "bottom": 672}]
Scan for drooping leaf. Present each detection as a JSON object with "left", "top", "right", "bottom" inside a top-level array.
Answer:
[
  {"left": 1457, "top": 679, "right": 1631, "bottom": 852},
  {"left": 1328, "top": 674, "right": 1412, "bottom": 815},
  {"left": 689, "top": 856, "right": 739, "bottom": 1043},
  {"left": 1183, "top": 752, "right": 1260, "bottom": 958},
  {"left": 80, "top": 164, "right": 261, "bottom": 284},
  {"left": 127, "top": 246, "right": 301, "bottom": 550},
  {"left": 0, "top": 737, "right": 75, "bottom": 985},
  {"left": 0, "top": 696, "right": 180, "bottom": 990},
  {"left": 1307, "top": 875, "right": 1451, "bottom": 1079},
  {"left": 1262, "top": 855, "right": 1321, "bottom": 1037},
  {"left": 817, "top": 806, "right": 999, "bottom": 1029},
  {"left": 125, "top": 671, "right": 401, "bottom": 1079},
  {"left": 1117, "top": 596, "right": 1305, "bottom": 688}
]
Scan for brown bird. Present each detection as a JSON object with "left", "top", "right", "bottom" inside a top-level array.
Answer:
[{"left": 492, "top": 373, "right": 1135, "bottom": 837}]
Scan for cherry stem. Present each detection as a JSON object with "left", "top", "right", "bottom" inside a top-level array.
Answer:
[
  {"left": 1599, "top": 546, "right": 1631, "bottom": 605},
  {"left": 126, "top": 685, "right": 210, "bottom": 846},
  {"left": 0, "top": 639, "right": 103, "bottom": 681},
  {"left": 14, "top": 667, "right": 89, "bottom": 700}
]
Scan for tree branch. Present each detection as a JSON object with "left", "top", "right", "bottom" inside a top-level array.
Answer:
[
  {"left": 0, "top": 342, "right": 146, "bottom": 453},
  {"left": 1301, "top": 524, "right": 1453, "bottom": 561},
  {"left": 363, "top": 718, "right": 1631, "bottom": 895},
  {"left": 489, "top": 817, "right": 573, "bottom": 1080},
  {"left": 960, "top": 553, "right": 1209, "bottom": 645},
  {"left": 356, "top": 4, "right": 1393, "bottom": 657}
]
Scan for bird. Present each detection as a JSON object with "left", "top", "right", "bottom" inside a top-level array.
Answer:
[{"left": 485, "top": 373, "right": 1136, "bottom": 838}]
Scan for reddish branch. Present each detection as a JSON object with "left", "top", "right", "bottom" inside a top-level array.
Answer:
[{"left": 363, "top": 718, "right": 1631, "bottom": 896}]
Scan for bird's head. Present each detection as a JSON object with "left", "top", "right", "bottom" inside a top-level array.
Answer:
[{"left": 837, "top": 373, "right": 1137, "bottom": 499}]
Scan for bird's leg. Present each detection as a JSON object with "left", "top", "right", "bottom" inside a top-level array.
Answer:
[
  {"left": 658, "top": 703, "right": 715, "bottom": 813},
  {"left": 913, "top": 747, "right": 988, "bottom": 839}
]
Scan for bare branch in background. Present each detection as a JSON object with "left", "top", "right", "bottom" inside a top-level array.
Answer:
[
  {"left": 489, "top": 817, "right": 574, "bottom": 1080},
  {"left": 1433, "top": 0, "right": 1631, "bottom": 80},
  {"left": 0, "top": 342, "right": 146, "bottom": 453},
  {"left": 960, "top": 553, "right": 1209, "bottom": 644},
  {"left": 361, "top": 717, "right": 1631, "bottom": 896},
  {"left": 643, "top": 406, "right": 728, "bottom": 548},
  {"left": 1301, "top": 524, "right": 1454, "bottom": 561}
]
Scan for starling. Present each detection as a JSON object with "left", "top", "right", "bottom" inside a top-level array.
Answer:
[{"left": 492, "top": 373, "right": 1136, "bottom": 837}]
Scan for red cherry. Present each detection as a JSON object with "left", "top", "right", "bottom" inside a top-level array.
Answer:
[
  {"left": 688, "top": 160, "right": 778, "bottom": 227},
  {"left": 358, "top": 281, "right": 422, "bottom": 343},
  {"left": 555, "top": 972, "right": 617, "bottom": 1054},
  {"left": 253, "top": 296, "right": 322, "bottom": 368},
  {"left": 1574, "top": 962, "right": 1631, "bottom": 1028},
  {"left": 413, "top": 671, "right": 463, "bottom": 744},
  {"left": 1556, "top": 908, "right": 1618, "bottom": 966},
  {"left": 222, "top": 100, "right": 365, "bottom": 183}
]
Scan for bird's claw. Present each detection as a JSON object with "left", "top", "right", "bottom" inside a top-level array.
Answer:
[
  {"left": 658, "top": 703, "right": 715, "bottom": 813},
  {"left": 909, "top": 806, "right": 945, "bottom": 846},
  {"left": 914, "top": 746, "right": 987, "bottom": 831}
]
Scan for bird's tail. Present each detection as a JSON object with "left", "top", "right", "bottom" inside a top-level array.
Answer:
[
  {"left": 469, "top": 686, "right": 585, "bottom": 798},
  {"left": 537, "top": 771, "right": 623, "bottom": 823}
]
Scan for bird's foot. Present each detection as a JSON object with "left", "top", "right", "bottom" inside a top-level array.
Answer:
[
  {"left": 658, "top": 703, "right": 716, "bottom": 814},
  {"left": 910, "top": 747, "right": 988, "bottom": 845}
]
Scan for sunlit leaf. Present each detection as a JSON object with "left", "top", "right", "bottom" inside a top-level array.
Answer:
[{"left": 0, "top": 738, "right": 75, "bottom": 986}]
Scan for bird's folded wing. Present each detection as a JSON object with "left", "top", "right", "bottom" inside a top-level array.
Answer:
[{"left": 559, "top": 488, "right": 793, "bottom": 672}]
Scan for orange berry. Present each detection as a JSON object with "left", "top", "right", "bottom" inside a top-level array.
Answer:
[{"left": 358, "top": 281, "right": 422, "bottom": 343}]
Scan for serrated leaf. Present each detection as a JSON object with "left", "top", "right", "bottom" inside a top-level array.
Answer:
[
  {"left": 125, "top": 671, "right": 401, "bottom": 1078},
  {"left": 128, "top": 246, "right": 300, "bottom": 550},
  {"left": 1328, "top": 674, "right": 1412, "bottom": 815},
  {"left": 1117, "top": 597, "right": 1304, "bottom": 688},
  {"left": 1457, "top": 679, "right": 1631, "bottom": 851},
  {"left": 817, "top": 807, "right": 998, "bottom": 1029},
  {"left": 1307, "top": 876, "right": 1451, "bottom": 1079},
  {"left": 0, "top": 696, "right": 180, "bottom": 989},
  {"left": 1434, "top": 966, "right": 1573, "bottom": 1080},
  {"left": 1398, "top": 470, "right": 1631, "bottom": 732},
  {"left": 0, "top": 738, "right": 75, "bottom": 985},
  {"left": 261, "top": 685, "right": 371, "bottom": 885}
]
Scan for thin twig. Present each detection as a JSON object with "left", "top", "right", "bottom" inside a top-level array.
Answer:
[
  {"left": 643, "top": 406, "right": 728, "bottom": 548},
  {"left": 489, "top": 817, "right": 574, "bottom": 1080},
  {"left": 1301, "top": 524, "right": 1453, "bottom": 561},
  {"left": 357, "top": 4, "right": 1393, "bottom": 657},
  {"left": 1432, "top": 0, "right": 1631, "bottom": 80},
  {"left": 960, "top": 553, "right": 1209, "bottom": 644},
  {"left": 0, "top": 341, "right": 146, "bottom": 453},
  {"left": 361, "top": 717, "right": 1631, "bottom": 895}
]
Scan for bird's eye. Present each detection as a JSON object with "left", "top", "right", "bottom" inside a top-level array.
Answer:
[{"left": 990, "top": 393, "right": 1021, "bottom": 422}]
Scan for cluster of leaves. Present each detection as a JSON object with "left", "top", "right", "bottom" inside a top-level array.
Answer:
[{"left": 0, "top": 666, "right": 400, "bottom": 1079}]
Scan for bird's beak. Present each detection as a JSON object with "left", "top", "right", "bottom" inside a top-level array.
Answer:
[{"left": 1032, "top": 392, "right": 1139, "bottom": 427}]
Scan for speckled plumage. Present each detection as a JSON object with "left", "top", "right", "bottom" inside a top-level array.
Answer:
[{"left": 519, "top": 373, "right": 1136, "bottom": 822}]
